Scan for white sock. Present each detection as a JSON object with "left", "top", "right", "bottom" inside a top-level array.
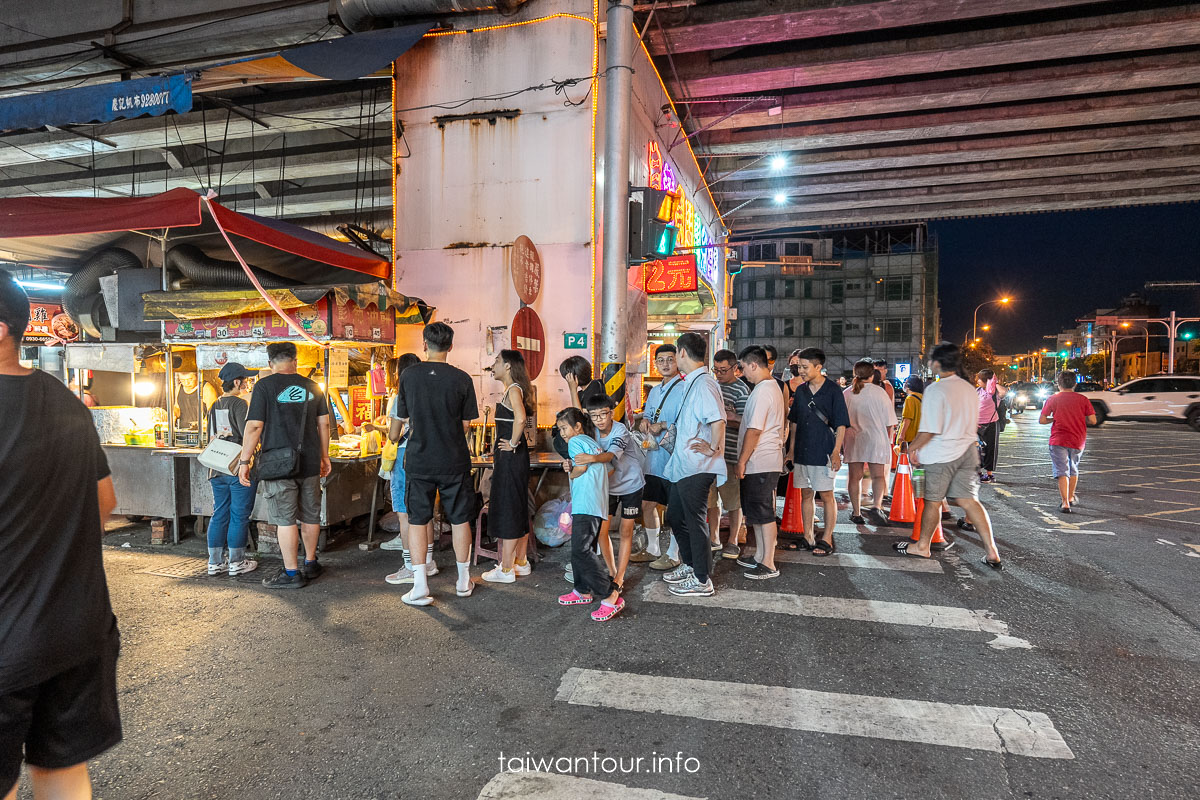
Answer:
[
  {"left": 402, "top": 548, "right": 413, "bottom": 570},
  {"left": 667, "top": 537, "right": 679, "bottom": 561},
  {"left": 411, "top": 562, "right": 429, "bottom": 596},
  {"left": 456, "top": 560, "right": 471, "bottom": 590},
  {"left": 645, "top": 528, "right": 661, "bottom": 556},
  {"left": 426, "top": 543, "right": 434, "bottom": 560}
]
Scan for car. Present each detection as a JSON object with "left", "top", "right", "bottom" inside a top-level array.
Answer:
[
  {"left": 1075, "top": 381, "right": 1104, "bottom": 393},
  {"left": 887, "top": 377, "right": 905, "bottom": 408},
  {"left": 1007, "top": 381, "right": 1053, "bottom": 413},
  {"left": 1081, "top": 376, "right": 1200, "bottom": 431}
]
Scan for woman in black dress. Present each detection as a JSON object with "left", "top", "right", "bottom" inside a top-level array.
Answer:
[{"left": 482, "top": 349, "right": 535, "bottom": 583}]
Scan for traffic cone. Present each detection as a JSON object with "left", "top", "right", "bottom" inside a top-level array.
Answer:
[
  {"left": 890, "top": 445, "right": 899, "bottom": 472},
  {"left": 888, "top": 452, "right": 916, "bottom": 524},
  {"left": 780, "top": 476, "right": 805, "bottom": 535},
  {"left": 910, "top": 497, "right": 948, "bottom": 544}
]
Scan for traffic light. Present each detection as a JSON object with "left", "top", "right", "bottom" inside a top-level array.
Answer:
[
  {"left": 629, "top": 188, "right": 680, "bottom": 262},
  {"left": 1059, "top": 351, "right": 1067, "bottom": 358},
  {"left": 725, "top": 247, "right": 742, "bottom": 276}
]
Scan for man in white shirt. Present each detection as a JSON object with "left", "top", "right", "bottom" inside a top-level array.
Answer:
[
  {"left": 901, "top": 343, "right": 1002, "bottom": 567},
  {"left": 734, "top": 346, "right": 787, "bottom": 579},
  {"left": 637, "top": 344, "right": 685, "bottom": 569},
  {"left": 661, "top": 333, "right": 727, "bottom": 597}
]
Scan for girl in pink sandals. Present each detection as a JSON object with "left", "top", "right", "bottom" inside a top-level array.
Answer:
[{"left": 554, "top": 408, "right": 624, "bottom": 621}]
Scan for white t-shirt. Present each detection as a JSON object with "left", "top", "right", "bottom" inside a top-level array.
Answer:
[
  {"left": 738, "top": 378, "right": 787, "bottom": 474},
  {"left": 916, "top": 374, "right": 979, "bottom": 464}
]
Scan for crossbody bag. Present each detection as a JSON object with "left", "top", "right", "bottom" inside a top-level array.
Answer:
[{"left": 256, "top": 390, "right": 309, "bottom": 480}]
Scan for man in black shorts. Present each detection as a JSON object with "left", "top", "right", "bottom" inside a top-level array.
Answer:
[
  {"left": 395, "top": 322, "right": 480, "bottom": 606},
  {"left": 1, "top": 275, "right": 121, "bottom": 800}
]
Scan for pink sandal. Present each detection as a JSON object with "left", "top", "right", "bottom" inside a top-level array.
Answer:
[
  {"left": 558, "top": 590, "right": 594, "bottom": 606},
  {"left": 590, "top": 597, "right": 625, "bottom": 621}
]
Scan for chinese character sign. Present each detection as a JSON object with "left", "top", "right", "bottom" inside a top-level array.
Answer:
[{"left": 645, "top": 255, "right": 698, "bottom": 294}]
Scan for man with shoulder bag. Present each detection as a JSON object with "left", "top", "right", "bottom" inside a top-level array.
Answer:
[{"left": 238, "top": 342, "right": 331, "bottom": 589}]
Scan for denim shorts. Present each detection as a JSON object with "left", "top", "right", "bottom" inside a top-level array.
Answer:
[
  {"left": 1049, "top": 445, "right": 1082, "bottom": 478},
  {"left": 390, "top": 446, "right": 407, "bottom": 514}
]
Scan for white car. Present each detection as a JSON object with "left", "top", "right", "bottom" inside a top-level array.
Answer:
[{"left": 1080, "top": 376, "right": 1200, "bottom": 431}]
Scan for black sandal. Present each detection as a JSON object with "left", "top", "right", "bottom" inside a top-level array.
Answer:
[
  {"left": 812, "top": 538, "right": 835, "bottom": 557},
  {"left": 777, "top": 540, "right": 800, "bottom": 551},
  {"left": 981, "top": 557, "right": 1003, "bottom": 570}
]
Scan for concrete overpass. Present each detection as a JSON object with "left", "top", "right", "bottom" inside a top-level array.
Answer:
[{"left": 640, "top": 0, "right": 1200, "bottom": 237}]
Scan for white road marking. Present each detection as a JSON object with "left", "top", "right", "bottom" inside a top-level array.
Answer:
[
  {"left": 775, "top": 550, "right": 944, "bottom": 574},
  {"left": 478, "top": 771, "right": 705, "bottom": 800},
  {"left": 642, "top": 583, "right": 1030, "bottom": 649},
  {"left": 1156, "top": 539, "right": 1176, "bottom": 546},
  {"left": 555, "top": 668, "right": 1074, "bottom": 760},
  {"left": 1041, "top": 528, "right": 1116, "bottom": 536}
]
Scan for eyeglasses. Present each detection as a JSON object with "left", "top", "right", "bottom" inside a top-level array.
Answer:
[
  {"left": 655, "top": 357, "right": 676, "bottom": 365},
  {"left": 712, "top": 365, "right": 736, "bottom": 375},
  {"left": 588, "top": 409, "right": 613, "bottom": 419}
]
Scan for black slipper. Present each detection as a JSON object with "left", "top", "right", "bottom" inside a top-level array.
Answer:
[
  {"left": 892, "top": 541, "right": 928, "bottom": 558},
  {"left": 1059, "top": 505, "right": 1072, "bottom": 514},
  {"left": 981, "top": 557, "right": 1003, "bottom": 570},
  {"left": 812, "top": 538, "right": 835, "bottom": 557},
  {"left": 777, "top": 540, "right": 800, "bottom": 551}
]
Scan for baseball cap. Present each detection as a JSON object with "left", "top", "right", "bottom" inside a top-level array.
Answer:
[{"left": 218, "top": 362, "right": 258, "bottom": 382}]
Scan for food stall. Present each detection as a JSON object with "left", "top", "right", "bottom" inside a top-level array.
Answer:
[
  {"left": 143, "top": 282, "right": 426, "bottom": 534},
  {"left": 0, "top": 188, "right": 430, "bottom": 542}
]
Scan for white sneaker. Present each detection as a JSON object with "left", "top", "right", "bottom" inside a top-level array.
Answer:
[
  {"left": 513, "top": 561, "right": 531, "bottom": 577},
  {"left": 207, "top": 562, "right": 227, "bottom": 576},
  {"left": 456, "top": 580, "right": 475, "bottom": 597},
  {"left": 668, "top": 576, "right": 715, "bottom": 597},
  {"left": 563, "top": 565, "right": 575, "bottom": 584},
  {"left": 385, "top": 567, "right": 415, "bottom": 585},
  {"left": 228, "top": 559, "right": 258, "bottom": 576},
  {"left": 482, "top": 566, "right": 515, "bottom": 584},
  {"left": 379, "top": 535, "right": 405, "bottom": 551},
  {"left": 425, "top": 561, "right": 439, "bottom": 577}
]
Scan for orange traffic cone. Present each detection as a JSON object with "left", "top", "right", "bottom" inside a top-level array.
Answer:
[
  {"left": 780, "top": 476, "right": 805, "bottom": 535},
  {"left": 910, "top": 497, "right": 948, "bottom": 544},
  {"left": 890, "top": 445, "right": 899, "bottom": 472},
  {"left": 888, "top": 452, "right": 916, "bottom": 524}
]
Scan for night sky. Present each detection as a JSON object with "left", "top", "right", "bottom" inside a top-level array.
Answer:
[{"left": 930, "top": 203, "right": 1200, "bottom": 355}]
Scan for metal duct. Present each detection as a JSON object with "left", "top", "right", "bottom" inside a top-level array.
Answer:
[
  {"left": 165, "top": 244, "right": 298, "bottom": 290},
  {"left": 337, "top": 0, "right": 530, "bottom": 32},
  {"left": 64, "top": 248, "right": 143, "bottom": 338}
]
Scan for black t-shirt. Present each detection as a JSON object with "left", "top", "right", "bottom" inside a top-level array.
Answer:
[
  {"left": 396, "top": 360, "right": 478, "bottom": 478},
  {"left": 247, "top": 373, "right": 328, "bottom": 478},
  {"left": 579, "top": 379, "right": 609, "bottom": 408},
  {"left": 0, "top": 370, "right": 116, "bottom": 692},
  {"left": 208, "top": 395, "right": 249, "bottom": 444}
]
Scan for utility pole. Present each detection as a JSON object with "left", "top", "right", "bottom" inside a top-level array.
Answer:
[{"left": 599, "top": 0, "right": 634, "bottom": 418}]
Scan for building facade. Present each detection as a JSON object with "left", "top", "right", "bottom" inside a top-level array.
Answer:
[{"left": 729, "top": 226, "right": 938, "bottom": 378}]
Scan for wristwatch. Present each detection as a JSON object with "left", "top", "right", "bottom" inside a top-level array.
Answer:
[{"left": 238, "top": 459, "right": 252, "bottom": 465}]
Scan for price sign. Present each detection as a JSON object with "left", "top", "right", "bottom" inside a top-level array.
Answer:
[
  {"left": 645, "top": 254, "right": 698, "bottom": 294},
  {"left": 564, "top": 333, "right": 588, "bottom": 350}
]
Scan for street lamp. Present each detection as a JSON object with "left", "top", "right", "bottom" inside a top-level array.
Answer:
[
  {"left": 1120, "top": 322, "right": 1150, "bottom": 378},
  {"left": 972, "top": 296, "right": 1012, "bottom": 343}
]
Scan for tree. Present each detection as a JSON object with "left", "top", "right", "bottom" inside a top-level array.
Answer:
[
  {"left": 1066, "top": 353, "right": 1107, "bottom": 381},
  {"left": 961, "top": 341, "right": 996, "bottom": 378}
]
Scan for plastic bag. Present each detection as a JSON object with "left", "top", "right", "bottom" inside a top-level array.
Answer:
[{"left": 533, "top": 495, "right": 573, "bottom": 547}]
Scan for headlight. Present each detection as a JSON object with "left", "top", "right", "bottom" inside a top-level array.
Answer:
[
  {"left": 1036, "top": 389, "right": 1049, "bottom": 398},
  {"left": 1015, "top": 394, "right": 1027, "bottom": 404}
]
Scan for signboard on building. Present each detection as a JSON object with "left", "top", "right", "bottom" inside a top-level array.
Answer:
[
  {"left": 645, "top": 254, "right": 698, "bottom": 294},
  {"left": 24, "top": 302, "right": 63, "bottom": 340},
  {"left": 328, "top": 349, "right": 350, "bottom": 388},
  {"left": 564, "top": 332, "right": 588, "bottom": 349},
  {"left": 895, "top": 363, "right": 911, "bottom": 381}
]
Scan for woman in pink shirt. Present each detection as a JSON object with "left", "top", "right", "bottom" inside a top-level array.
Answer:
[
  {"left": 1039, "top": 370, "right": 1097, "bottom": 513},
  {"left": 975, "top": 369, "right": 1006, "bottom": 483}
]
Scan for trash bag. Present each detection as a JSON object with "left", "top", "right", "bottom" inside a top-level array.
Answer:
[{"left": 533, "top": 495, "right": 573, "bottom": 547}]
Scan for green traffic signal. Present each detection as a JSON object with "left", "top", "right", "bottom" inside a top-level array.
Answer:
[{"left": 1059, "top": 351, "right": 1067, "bottom": 357}]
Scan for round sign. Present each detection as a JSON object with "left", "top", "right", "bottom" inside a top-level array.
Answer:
[
  {"left": 510, "top": 306, "right": 546, "bottom": 379},
  {"left": 511, "top": 235, "right": 543, "bottom": 305}
]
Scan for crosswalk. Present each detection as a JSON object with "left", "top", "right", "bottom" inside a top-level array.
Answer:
[{"left": 476, "top": 536, "right": 1068, "bottom": 797}]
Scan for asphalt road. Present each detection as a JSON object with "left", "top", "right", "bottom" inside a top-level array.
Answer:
[{"left": 15, "top": 414, "right": 1200, "bottom": 800}]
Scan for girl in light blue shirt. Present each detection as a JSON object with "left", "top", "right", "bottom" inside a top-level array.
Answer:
[{"left": 555, "top": 408, "right": 624, "bottom": 621}]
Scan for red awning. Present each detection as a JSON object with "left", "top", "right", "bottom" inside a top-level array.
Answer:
[{"left": 0, "top": 188, "right": 389, "bottom": 283}]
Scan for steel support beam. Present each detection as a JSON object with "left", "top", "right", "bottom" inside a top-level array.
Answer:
[
  {"left": 670, "top": 6, "right": 1200, "bottom": 97},
  {"left": 701, "top": 88, "right": 1200, "bottom": 156},
  {"left": 601, "top": 0, "right": 635, "bottom": 372},
  {"left": 644, "top": 0, "right": 1112, "bottom": 54},
  {"left": 691, "top": 51, "right": 1200, "bottom": 131}
]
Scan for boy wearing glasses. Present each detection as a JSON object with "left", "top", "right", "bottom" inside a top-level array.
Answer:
[{"left": 577, "top": 395, "right": 646, "bottom": 589}]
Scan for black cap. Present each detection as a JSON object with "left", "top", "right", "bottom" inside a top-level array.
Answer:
[{"left": 218, "top": 362, "right": 258, "bottom": 382}]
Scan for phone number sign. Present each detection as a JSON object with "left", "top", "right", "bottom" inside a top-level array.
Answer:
[{"left": 645, "top": 254, "right": 698, "bottom": 295}]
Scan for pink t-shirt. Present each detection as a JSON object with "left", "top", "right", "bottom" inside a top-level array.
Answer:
[{"left": 1043, "top": 391, "right": 1094, "bottom": 450}]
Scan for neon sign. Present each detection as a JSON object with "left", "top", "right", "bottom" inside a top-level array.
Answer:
[{"left": 647, "top": 141, "right": 718, "bottom": 288}]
